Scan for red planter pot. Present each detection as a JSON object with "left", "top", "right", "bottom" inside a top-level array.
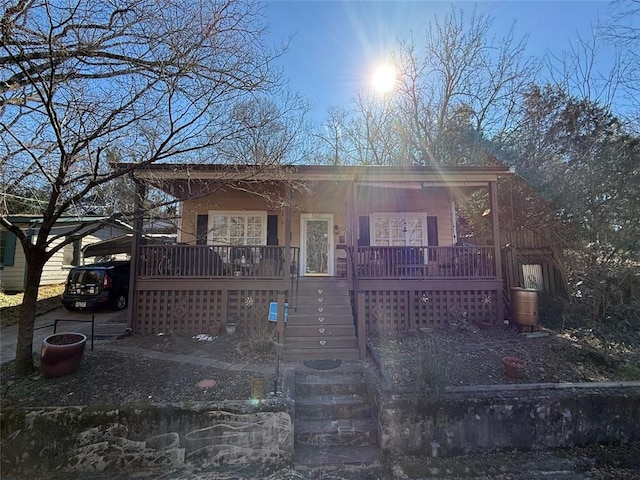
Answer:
[
  {"left": 41, "top": 333, "right": 87, "bottom": 379},
  {"left": 477, "top": 319, "right": 493, "bottom": 330},
  {"left": 502, "top": 356, "right": 526, "bottom": 379}
]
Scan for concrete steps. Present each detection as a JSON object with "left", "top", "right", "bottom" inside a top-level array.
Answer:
[
  {"left": 296, "top": 393, "right": 373, "bottom": 419},
  {"left": 295, "top": 371, "right": 364, "bottom": 396},
  {"left": 293, "top": 363, "right": 381, "bottom": 468},
  {"left": 284, "top": 279, "right": 359, "bottom": 361},
  {"left": 294, "top": 445, "right": 381, "bottom": 466}
]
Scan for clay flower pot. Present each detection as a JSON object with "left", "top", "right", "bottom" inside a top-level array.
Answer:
[
  {"left": 41, "top": 333, "right": 87, "bottom": 379},
  {"left": 502, "top": 356, "right": 526, "bottom": 379},
  {"left": 477, "top": 319, "right": 493, "bottom": 330}
]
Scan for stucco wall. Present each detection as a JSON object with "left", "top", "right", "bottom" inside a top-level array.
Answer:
[{"left": 1, "top": 401, "right": 293, "bottom": 477}]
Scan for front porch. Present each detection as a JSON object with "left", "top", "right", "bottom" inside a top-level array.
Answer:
[{"left": 132, "top": 243, "right": 503, "bottom": 348}]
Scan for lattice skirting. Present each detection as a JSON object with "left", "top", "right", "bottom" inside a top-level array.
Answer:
[
  {"left": 134, "top": 289, "right": 281, "bottom": 334},
  {"left": 134, "top": 287, "right": 499, "bottom": 335},
  {"left": 364, "top": 289, "right": 499, "bottom": 333}
]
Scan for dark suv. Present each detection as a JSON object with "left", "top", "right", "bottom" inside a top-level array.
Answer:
[{"left": 61, "top": 261, "right": 130, "bottom": 311}]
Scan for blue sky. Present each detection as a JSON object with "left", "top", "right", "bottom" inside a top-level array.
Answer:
[{"left": 262, "top": 1, "right": 614, "bottom": 122}]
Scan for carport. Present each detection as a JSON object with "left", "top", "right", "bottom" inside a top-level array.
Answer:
[{"left": 82, "top": 234, "right": 175, "bottom": 259}]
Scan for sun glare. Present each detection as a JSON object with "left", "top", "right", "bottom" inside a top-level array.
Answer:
[{"left": 371, "top": 63, "right": 396, "bottom": 94}]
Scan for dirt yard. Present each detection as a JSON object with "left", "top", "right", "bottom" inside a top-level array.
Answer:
[
  {"left": 2, "top": 317, "right": 639, "bottom": 408},
  {"left": 1, "top": 327, "right": 279, "bottom": 408},
  {"left": 369, "top": 323, "right": 640, "bottom": 391}
]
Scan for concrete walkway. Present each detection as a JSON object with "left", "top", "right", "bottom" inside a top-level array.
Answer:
[
  {"left": 1, "top": 306, "right": 275, "bottom": 375},
  {"left": 1, "top": 306, "right": 127, "bottom": 364}
]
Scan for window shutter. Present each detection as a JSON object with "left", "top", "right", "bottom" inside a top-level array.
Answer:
[
  {"left": 1, "top": 231, "right": 17, "bottom": 267},
  {"left": 267, "top": 215, "right": 278, "bottom": 245},
  {"left": 427, "top": 216, "right": 438, "bottom": 246},
  {"left": 427, "top": 216, "right": 438, "bottom": 261},
  {"left": 358, "top": 216, "right": 370, "bottom": 246},
  {"left": 196, "top": 214, "right": 208, "bottom": 245}
]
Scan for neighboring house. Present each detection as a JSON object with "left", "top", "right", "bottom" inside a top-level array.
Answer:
[
  {"left": 130, "top": 164, "right": 510, "bottom": 361},
  {"left": 0, "top": 215, "right": 132, "bottom": 292}
]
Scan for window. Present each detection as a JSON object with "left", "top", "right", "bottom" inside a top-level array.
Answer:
[
  {"left": 208, "top": 211, "right": 267, "bottom": 246},
  {"left": 522, "top": 264, "right": 543, "bottom": 291},
  {"left": 371, "top": 213, "right": 426, "bottom": 246}
]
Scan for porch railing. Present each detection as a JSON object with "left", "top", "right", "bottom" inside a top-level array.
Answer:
[
  {"left": 354, "top": 245, "right": 496, "bottom": 279},
  {"left": 137, "top": 244, "right": 493, "bottom": 280},
  {"left": 137, "top": 244, "right": 300, "bottom": 279}
]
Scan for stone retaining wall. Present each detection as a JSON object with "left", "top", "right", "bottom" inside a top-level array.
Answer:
[
  {"left": 0, "top": 401, "right": 293, "bottom": 478},
  {"left": 3, "top": 382, "right": 640, "bottom": 477},
  {"left": 373, "top": 382, "right": 640, "bottom": 456}
]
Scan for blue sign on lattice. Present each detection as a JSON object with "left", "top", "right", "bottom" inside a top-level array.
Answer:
[{"left": 268, "top": 302, "right": 288, "bottom": 322}]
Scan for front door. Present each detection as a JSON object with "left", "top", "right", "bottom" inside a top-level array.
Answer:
[{"left": 300, "top": 214, "right": 334, "bottom": 276}]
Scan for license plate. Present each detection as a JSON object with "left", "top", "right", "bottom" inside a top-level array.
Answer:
[{"left": 75, "top": 301, "right": 86, "bottom": 308}]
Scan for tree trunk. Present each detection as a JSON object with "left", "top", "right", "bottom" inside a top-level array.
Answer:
[{"left": 14, "top": 248, "right": 47, "bottom": 377}]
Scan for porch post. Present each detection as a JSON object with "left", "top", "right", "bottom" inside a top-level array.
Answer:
[
  {"left": 127, "top": 178, "right": 145, "bottom": 332},
  {"left": 351, "top": 179, "right": 359, "bottom": 278},
  {"left": 345, "top": 181, "right": 355, "bottom": 282},
  {"left": 489, "top": 180, "right": 505, "bottom": 324},
  {"left": 284, "top": 185, "right": 292, "bottom": 281},
  {"left": 357, "top": 292, "right": 366, "bottom": 359},
  {"left": 352, "top": 179, "right": 366, "bottom": 358}
]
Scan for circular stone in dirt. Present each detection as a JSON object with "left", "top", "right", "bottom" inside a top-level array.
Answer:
[
  {"left": 196, "top": 379, "right": 217, "bottom": 389},
  {"left": 303, "top": 360, "right": 342, "bottom": 370}
]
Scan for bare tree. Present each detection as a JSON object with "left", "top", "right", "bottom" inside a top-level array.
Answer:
[
  {"left": 314, "top": 6, "right": 537, "bottom": 167},
  {"left": 313, "top": 107, "right": 350, "bottom": 165},
  {"left": 545, "top": 34, "right": 623, "bottom": 111},
  {"left": 218, "top": 91, "right": 312, "bottom": 166},
  {"left": 0, "top": 0, "right": 302, "bottom": 376},
  {"left": 393, "top": 7, "right": 537, "bottom": 165},
  {"left": 600, "top": 0, "right": 640, "bottom": 131}
]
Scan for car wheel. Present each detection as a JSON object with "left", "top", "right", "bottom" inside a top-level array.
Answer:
[{"left": 114, "top": 293, "right": 127, "bottom": 310}]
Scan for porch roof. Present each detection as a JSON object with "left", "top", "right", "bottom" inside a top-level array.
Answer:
[{"left": 128, "top": 164, "right": 510, "bottom": 195}]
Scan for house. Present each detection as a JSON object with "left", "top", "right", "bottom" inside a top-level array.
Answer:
[
  {"left": 129, "top": 164, "right": 510, "bottom": 361},
  {"left": 0, "top": 215, "right": 132, "bottom": 292}
]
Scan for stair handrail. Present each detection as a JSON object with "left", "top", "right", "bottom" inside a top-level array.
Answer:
[{"left": 346, "top": 246, "right": 366, "bottom": 359}]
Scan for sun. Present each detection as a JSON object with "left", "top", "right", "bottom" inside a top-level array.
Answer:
[{"left": 371, "top": 63, "right": 396, "bottom": 94}]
